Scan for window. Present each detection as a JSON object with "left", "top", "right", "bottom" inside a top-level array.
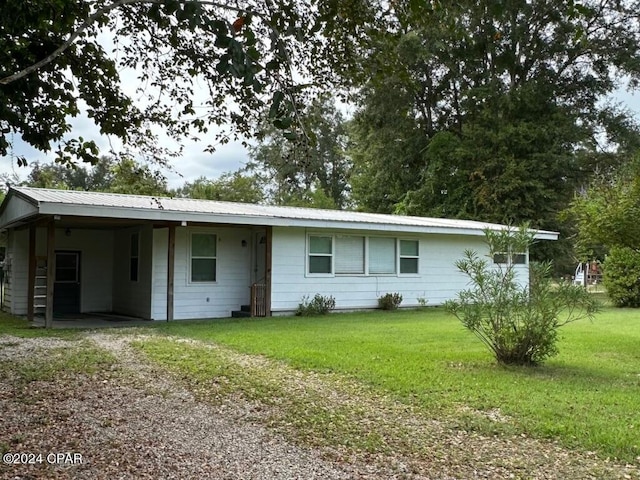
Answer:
[
  {"left": 191, "top": 233, "right": 217, "bottom": 282},
  {"left": 369, "top": 237, "right": 396, "bottom": 274},
  {"left": 335, "top": 236, "right": 364, "bottom": 274},
  {"left": 308, "top": 235, "right": 332, "bottom": 274},
  {"left": 130, "top": 233, "right": 139, "bottom": 282},
  {"left": 493, "top": 252, "right": 527, "bottom": 265},
  {"left": 399, "top": 239, "right": 419, "bottom": 274}
]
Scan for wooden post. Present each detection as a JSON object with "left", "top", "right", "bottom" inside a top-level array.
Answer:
[
  {"left": 265, "top": 226, "right": 272, "bottom": 317},
  {"left": 45, "top": 221, "right": 55, "bottom": 328},
  {"left": 27, "top": 226, "right": 36, "bottom": 322},
  {"left": 166, "top": 224, "right": 176, "bottom": 322}
]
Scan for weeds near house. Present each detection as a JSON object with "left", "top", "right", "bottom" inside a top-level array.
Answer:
[
  {"left": 378, "top": 292, "right": 403, "bottom": 310},
  {"left": 295, "top": 294, "right": 336, "bottom": 316}
]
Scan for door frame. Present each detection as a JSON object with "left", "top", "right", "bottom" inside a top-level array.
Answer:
[{"left": 53, "top": 250, "right": 82, "bottom": 314}]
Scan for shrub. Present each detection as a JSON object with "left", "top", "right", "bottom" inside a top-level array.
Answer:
[
  {"left": 378, "top": 292, "right": 403, "bottom": 310},
  {"left": 296, "top": 294, "right": 336, "bottom": 316},
  {"left": 445, "top": 226, "right": 599, "bottom": 366},
  {"left": 416, "top": 297, "right": 428, "bottom": 308},
  {"left": 603, "top": 246, "right": 640, "bottom": 307}
]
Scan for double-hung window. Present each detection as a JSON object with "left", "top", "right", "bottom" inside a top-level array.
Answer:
[
  {"left": 308, "top": 235, "right": 333, "bottom": 274},
  {"left": 191, "top": 233, "right": 217, "bottom": 282},
  {"left": 399, "top": 239, "right": 419, "bottom": 274},
  {"left": 335, "top": 236, "right": 365, "bottom": 274},
  {"left": 368, "top": 237, "right": 396, "bottom": 274},
  {"left": 307, "top": 235, "right": 421, "bottom": 276}
]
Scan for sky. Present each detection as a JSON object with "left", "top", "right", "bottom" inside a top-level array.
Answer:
[{"left": 2, "top": 86, "right": 640, "bottom": 190}]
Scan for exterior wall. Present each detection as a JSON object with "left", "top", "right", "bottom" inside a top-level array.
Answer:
[
  {"left": 270, "top": 226, "right": 527, "bottom": 313},
  {"left": 51, "top": 228, "right": 114, "bottom": 313},
  {"left": 3, "top": 229, "right": 28, "bottom": 314},
  {"left": 0, "top": 196, "right": 37, "bottom": 227},
  {"left": 112, "top": 225, "right": 152, "bottom": 319},
  {"left": 3, "top": 227, "right": 114, "bottom": 315},
  {"left": 150, "top": 226, "right": 252, "bottom": 320}
]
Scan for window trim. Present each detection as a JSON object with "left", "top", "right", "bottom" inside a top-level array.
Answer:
[
  {"left": 307, "top": 234, "right": 334, "bottom": 276},
  {"left": 493, "top": 251, "right": 528, "bottom": 266},
  {"left": 189, "top": 231, "right": 218, "bottom": 284},
  {"left": 306, "top": 233, "right": 422, "bottom": 277},
  {"left": 398, "top": 238, "right": 420, "bottom": 275},
  {"left": 367, "top": 236, "right": 397, "bottom": 276},
  {"left": 334, "top": 234, "right": 366, "bottom": 276}
]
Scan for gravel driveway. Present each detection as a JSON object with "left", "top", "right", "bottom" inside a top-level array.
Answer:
[{"left": 0, "top": 332, "right": 637, "bottom": 480}]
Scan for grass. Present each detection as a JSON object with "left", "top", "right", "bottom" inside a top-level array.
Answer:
[
  {"left": 145, "top": 307, "right": 640, "bottom": 462},
  {"left": 0, "top": 313, "right": 80, "bottom": 339},
  {"left": 2, "top": 306, "right": 638, "bottom": 462}
]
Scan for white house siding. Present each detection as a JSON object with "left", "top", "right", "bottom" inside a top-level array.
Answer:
[
  {"left": 270, "top": 226, "right": 493, "bottom": 313},
  {"left": 113, "top": 225, "right": 152, "bottom": 319},
  {"left": 4, "top": 229, "right": 28, "bottom": 314},
  {"left": 3, "top": 227, "right": 114, "bottom": 315},
  {"left": 150, "top": 226, "right": 252, "bottom": 320},
  {"left": 51, "top": 228, "right": 114, "bottom": 312},
  {"left": 0, "top": 195, "right": 37, "bottom": 228}
]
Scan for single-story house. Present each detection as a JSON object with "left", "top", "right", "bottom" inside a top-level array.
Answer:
[{"left": 0, "top": 187, "right": 558, "bottom": 326}]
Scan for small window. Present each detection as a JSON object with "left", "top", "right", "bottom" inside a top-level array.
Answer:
[
  {"left": 335, "top": 236, "right": 364, "bottom": 274},
  {"left": 493, "top": 253, "right": 509, "bottom": 264},
  {"left": 369, "top": 237, "right": 396, "bottom": 274},
  {"left": 493, "top": 252, "right": 526, "bottom": 265},
  {"left": 399, "top": 239, "right": 419, "bottom": 274},
  {"left": 191, "top": 233, "right": 217, "bottom": 282},
  {"left": 130, "top": 233, "right": 139, "bottom": 282},
  {"left": 309, "top": 235, "right": 333, "bottom": 274}
]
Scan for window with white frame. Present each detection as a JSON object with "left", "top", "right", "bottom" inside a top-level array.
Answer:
[
  {"left": 493, "top": 252, "right": 527, "bottom": 265},
  {"left": 191, "top": 233, "right": 217, "bottom": 282},
  {"left": 335, "top": 235, "right": 365, "bottom": 274},
  {"left": 368, "top": 237, "right": 396, "bottom": 274},
  {"left": 308, "top": 235, "right": 333, "bottom": 274},
  {"left": 399, "top": 239, "right": 419, "bottom": 274}
]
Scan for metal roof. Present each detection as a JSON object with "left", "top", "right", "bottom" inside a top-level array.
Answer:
[{"left": 1, "top": 187, "right": 559, "bottom": 239}]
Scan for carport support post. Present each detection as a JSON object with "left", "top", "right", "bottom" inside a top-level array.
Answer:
[
  {"left": 166, "top": 224, "right": 176, "bottom": 322},
  {"left": 27, "top": 225, "right": 36, "bottom": 322},
  {"left": 45, "top": 221, "right": 55, "bottom": 329},
  {"left": 265, "top": 226, "right": 272, "bottom": 317}
]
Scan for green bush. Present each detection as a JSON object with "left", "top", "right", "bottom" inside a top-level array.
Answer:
[
  {"left": 445, "top": 226, "right": 599, "bottom": 366},
  {"left": 603, "top": 246, "right": 640, "bottom": 307},
  {"left": 296, "top": 294, "right": 336, "bottom": 316},
  {"left": 378, "top": 292, "right": 403, "bottom": 310}
]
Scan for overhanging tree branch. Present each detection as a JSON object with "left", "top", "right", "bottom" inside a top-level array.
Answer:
[{"left": 0, "top": 0, "right": 264, "bottom": 86}]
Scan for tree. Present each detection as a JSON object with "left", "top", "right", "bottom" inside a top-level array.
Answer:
[
  {"left": 348, "top": 0, "right": 640, "bottom": 267},
  {"left": 176, "top": 171, "right": 264, "bottom": 203},
  {"left": 23, "top": 156, "right": 168, "bottom": 195},
  {"left": 569, "top": 158, "right": 640, "bottom": 306},
  {"left": 445, "top": 226, "right": 598, "bottom": 366},
  {"left": 105, "top": 158, "right": 169, "bottom": 196},
  {"left": 248, "top": 94, "right": 351, "bottom": 208},
  {"left": 0, "top": 0, "right": 378, "bottom": 166}
]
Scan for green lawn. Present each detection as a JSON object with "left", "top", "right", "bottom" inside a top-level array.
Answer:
[
  {"left": 150, "top": 307, "right": 640, "bottom": 462},
  {"left": 2, "top": 307, "right": 638, "bottom": 462}
]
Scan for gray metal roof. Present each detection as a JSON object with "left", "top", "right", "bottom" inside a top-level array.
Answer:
[{"left": 2, "top": 187, "right": 558, "bottom": 239}]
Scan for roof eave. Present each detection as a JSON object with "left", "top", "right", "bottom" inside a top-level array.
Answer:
[{"left": 36, "top": 203, "right": 559, "bottom": 238}]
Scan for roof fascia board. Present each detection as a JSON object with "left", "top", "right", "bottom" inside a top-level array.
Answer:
[{"left": 38, "top": 203, "right": 558, "bottom": 239}]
